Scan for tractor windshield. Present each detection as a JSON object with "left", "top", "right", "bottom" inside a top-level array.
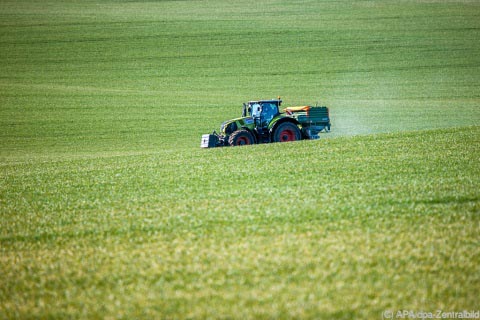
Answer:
[{"left": 260, "top": 102, "right": 278, "bottom": 126}]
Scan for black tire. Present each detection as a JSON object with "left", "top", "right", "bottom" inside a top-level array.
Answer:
[
  {"left": 272, "top": 122, "right": 301, "bottom": 143},
  {"left": 228, "top": 129, "right": 255, "bottom": 146}
]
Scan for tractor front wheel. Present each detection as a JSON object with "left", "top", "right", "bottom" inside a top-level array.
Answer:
[
  {"left": 228, "top": 129, "right": 255, "bottom": 146},
  {"left": 273, "top": 122, "right": 301, "bottom": 143}
]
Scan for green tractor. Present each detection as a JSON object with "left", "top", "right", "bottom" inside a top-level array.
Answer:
[{"left": 201, "top": 98, "right": 331, "bottom": 148}]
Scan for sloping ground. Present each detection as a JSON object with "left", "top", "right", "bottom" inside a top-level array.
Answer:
[
  {"left": 1, "top": 126, "right": 479, "bottom": 319},
  {"left": 0, "top": 0, "right": 479, "bottom": 318},
  {"left": 1, "top": 0, "right": 479, "bottom": 158}
]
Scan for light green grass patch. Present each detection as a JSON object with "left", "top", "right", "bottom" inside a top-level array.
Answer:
[{"left": 1, "top": 127, "right": 479, "bottom": 319}]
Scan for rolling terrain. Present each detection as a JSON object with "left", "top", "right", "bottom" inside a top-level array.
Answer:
[{"left": 1, "top": 0, "right": 479, "bottom": 319}]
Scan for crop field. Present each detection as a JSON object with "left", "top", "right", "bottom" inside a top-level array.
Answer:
[{"left": 1, "top": 0, "right": 479, "bottom": 319}]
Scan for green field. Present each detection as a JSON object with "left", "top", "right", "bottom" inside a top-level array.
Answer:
[{"left": 1, "top": 0, "right": 479, "bottom": 319}]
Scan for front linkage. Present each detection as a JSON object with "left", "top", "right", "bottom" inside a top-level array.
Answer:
[{"left": 200, "top": 131, "right": 228, "bottom": 148}]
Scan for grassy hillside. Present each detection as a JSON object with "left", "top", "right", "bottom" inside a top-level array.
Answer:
[
  {"left": 1, "top": 127, "right": 479, "bottom": 319},
  {"left": 1, "top": 0, "right": 479, "bottom": 158},
  {"left": 1, "top": 0, "right": 479, "bottom": 319}
]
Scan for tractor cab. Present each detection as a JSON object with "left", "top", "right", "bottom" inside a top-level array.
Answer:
[{"left": 243, "top": 99, "right": 282, "bottom": 128}]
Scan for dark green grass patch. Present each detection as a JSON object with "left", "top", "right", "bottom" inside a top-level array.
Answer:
[{"left": 1, "top": 0, "right": 479, "bottom": 158}]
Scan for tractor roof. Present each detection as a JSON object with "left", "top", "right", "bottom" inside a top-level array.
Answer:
[{"left": 247, "top": 99, "right": 282, "bottom": 105}]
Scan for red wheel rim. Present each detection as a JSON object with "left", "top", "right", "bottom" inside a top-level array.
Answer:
[
  {"left": 279, "top": 129, "right": 295, "bottom": 141},
  {"left": 237, "top": 136, "right": 251, "bottom": 145}
]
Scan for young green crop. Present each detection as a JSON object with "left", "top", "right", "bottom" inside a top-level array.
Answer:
[
  {"left": 1, "top": 127, "right": 479, "bottom": 319},
  {"left": 1, "top": 0, "right": 479, "bottom": 319}
]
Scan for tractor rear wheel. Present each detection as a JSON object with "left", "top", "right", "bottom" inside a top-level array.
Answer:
[
  {"left": 273, "top": 122, "right": 301, "bottom": 143},
  {"left": 228, "top": 129, "right": 255, "bottom": 146}
]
